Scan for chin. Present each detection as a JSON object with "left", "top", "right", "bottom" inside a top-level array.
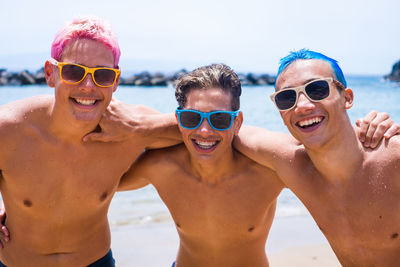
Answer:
[{"left": 72, "top": 112, "right": 102, "bottom": 123}]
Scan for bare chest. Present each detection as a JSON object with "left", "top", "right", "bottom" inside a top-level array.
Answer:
[
  {"left": 154, "top": 169, "right": 282, "bottom": 238},
  {"left": 306, "top": 170, "right": 400, "bottom": 251},
  {"left": 1, "top": 139, "right": 141, "bottom": 211}
]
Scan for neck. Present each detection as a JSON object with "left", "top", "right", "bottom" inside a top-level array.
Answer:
[
  {"left": 188, "top": 147, "right": 237, "bottom": 185},
  {"left": 305, "top": 120, "right": 364, "bottom": 184},
  {"left": 48, "top": 103, "right": 99, "bottom": 143}
]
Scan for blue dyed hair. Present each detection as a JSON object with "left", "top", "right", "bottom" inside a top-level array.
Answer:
[{"left": 276, "top": 49, "right": 347, "bottom": 88}]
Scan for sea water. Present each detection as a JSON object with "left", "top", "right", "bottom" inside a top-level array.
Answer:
[{"left": 0, "top": 75, "right": 398, "bottom": 226}]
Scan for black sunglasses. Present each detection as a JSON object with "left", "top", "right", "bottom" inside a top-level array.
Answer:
[{"left": 270, "top": 78, "right": 339, "bottom": 111}]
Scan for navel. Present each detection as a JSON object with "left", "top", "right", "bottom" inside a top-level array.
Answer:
[
  {"left": 248, "top": 227, "right": 255, "bottom": 232},
  {"left": 379, "top": 215, "right": 382, "bottom": 219},
  {"left": 99, "top": 192, "right": 108, "bottom": 201},
  {"left": 391, "top": 232, "right": 398, "bottom": 239},
  {"left": 23, "top": 199, "right": 32, "bottom": 207}
]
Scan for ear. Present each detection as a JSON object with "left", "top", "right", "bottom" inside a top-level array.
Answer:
[
  {"left": 44, "top": 60, "right": 56, "bottom": 88},
  {"left": 342, "top": 88, "right": 354, "bottom": 109},
  {"left": 233, "top": 111, "right": 243, "bottom": 135}
]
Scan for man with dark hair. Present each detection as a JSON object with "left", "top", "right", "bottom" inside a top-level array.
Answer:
[
  {"left": 235, "top": 49, "right": 400, "bottom": 266},
  {"left": 119, "top": 63, "right": 285, "bottom": 267}
]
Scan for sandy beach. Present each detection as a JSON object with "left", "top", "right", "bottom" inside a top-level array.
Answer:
[{"left": 111, "top": 213, "right": 340, "bottom": 267}]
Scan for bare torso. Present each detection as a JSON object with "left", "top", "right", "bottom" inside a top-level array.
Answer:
[
  {"left": 275, "top": 138, "right": 400, "bottom": 266},
  {"left": 123, "top": 144, "right": 284, "bottom": 267},
  {"left": 0, "top": 96, "right": 153, "bottom": 267}
]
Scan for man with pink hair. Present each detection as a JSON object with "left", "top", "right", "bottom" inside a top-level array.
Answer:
[{"left": 0, "top": 16, "right": 179, "bottom": 266}]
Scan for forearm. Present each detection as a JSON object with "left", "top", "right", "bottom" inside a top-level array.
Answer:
[
  {"left": 234, "top": 125, "right": 300, "bottom": 170},
  {"left": 145, "top": 113, "right": 180, "bottom": 140},
  {"left": 142, "top": 113, "right": 182, "bottom": 149}
]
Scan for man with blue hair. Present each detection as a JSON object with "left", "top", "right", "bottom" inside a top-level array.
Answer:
[{"left": 235, "top": 49, "right": 400, "bottom": 266}]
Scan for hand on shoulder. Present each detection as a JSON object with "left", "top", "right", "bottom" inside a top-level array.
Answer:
[{"left": 83, "top": 98, "right": 161, "bottom": 142}]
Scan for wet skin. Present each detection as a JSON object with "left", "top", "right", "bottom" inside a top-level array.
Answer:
[
  {"left": 118, "top": 88, "right": 285, "bottom": 267},
  {"left": 235, "top": 59, "right": 400, "bottom": 266}
]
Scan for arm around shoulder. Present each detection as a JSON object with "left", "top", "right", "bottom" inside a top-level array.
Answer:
[
  {"left": 84, "top": 99, "right": 181, "bottom": 144},
  {"left": 233, "top": 125, "right": 301, "bottom": 171}
]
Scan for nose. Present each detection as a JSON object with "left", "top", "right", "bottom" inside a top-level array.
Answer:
[
  {"left": 196, "top": 118, "right": 214, "bottom": 136},
  {"left": 294, "top": 92, "right": 315, "bottom": 114},
  {"left": 79, "top": 73, "right": 97, "bottom": 91}
]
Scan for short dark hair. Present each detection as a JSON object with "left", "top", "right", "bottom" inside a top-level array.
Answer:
[{"left": 175, "top": 63, "right": 242, "bottom": 110}]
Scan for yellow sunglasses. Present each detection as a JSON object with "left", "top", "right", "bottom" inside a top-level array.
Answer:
[{"left": 49, "top": 58, "right": 120, "bottom": 87}]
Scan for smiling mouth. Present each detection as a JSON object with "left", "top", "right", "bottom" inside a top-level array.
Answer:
[
  {"left": 72, "top": 98, "right": 98, "bottom": 106},
  {"left": 296, "top": 116, "right": 324, "bottom": 129},
  {"left": 192, "top": 139, "right": 220, "bottom": 150}
]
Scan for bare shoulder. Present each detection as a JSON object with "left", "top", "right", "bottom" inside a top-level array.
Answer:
[
  {"left": 0, "top": 95, "right": 52, "bottom": 163},
  {"left": 373, "top": 135, "right": 400, "bottom": 161},
  {"left": 234, "top": 150, "right": 285, "bottom": 187},
  {"left": 385, "top": 135, "right": 400, "bottom": 163},
  {"left": 386, "top": 135, "right": 400, "bottom": 149},
  {"left": 0, "top": 95, "right": 52, "bottom": 135}
]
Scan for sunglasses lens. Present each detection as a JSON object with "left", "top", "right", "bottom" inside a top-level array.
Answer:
[
  {"left": 274, "top": 90, "right": 297, "bottom": 110},
  {"left": 94, "top": 69, "right": 117, "bottom": 86},
  {"left": 209, "top": 112, "right": 233, "bottom": 130},
  {"left": 179, "top": 111, "right": 201, "bottom": 128},
  {"left": 305, "top": 80, "right": 330, "bottom": 100},
  {"left": 61, "top": 64, "right": 85, "bottom": 83}
]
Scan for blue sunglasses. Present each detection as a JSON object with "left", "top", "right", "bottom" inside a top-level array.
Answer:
[{"left": 176, "top": 108, "right": 239, "bottom": 131}]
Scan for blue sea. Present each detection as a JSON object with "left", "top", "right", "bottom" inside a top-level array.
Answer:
[{"left": 0, "top": 76, "right": 399, "bottom": 226}]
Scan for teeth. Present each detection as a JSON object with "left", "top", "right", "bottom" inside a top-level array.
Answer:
[
  {"left": 298, "top": 117, "right": 322, "bottom": 127},
  {"left": 75, "top": 98, "right": 96, "bottom": 106},
  {"left": 194, "top": 140, "right": 217, "bottom": 149}
]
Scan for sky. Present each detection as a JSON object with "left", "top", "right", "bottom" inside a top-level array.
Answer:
[{"left": 1, "top": 0, "right": 399, "bottom": 75}]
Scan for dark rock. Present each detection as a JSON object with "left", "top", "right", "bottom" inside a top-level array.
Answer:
[
  {"left": 34, "top": 68, "right": 46, "bottom": 84},
  {"left": 134, "top": 77, "right": 152, "bottom": 86},
  {"left": 119, "top": 77, "right": 133, "bottom": 85},
  {"left": 170, "top": 69, "right": 188, "bottom": 81},
  {"left": 385, "top": 60, "right": 400, "bottom": 82},
  {"left": 246, "top": 73, "right": 259, "bottom": 85},
  {"left": 0, "top": 66, "right": 277, "bottom": 87},
  {"left": 150, "top": 77, "right": 167, "bottom": 86},
  {"left": 237, "top": 73, "right": 250, "bottom": 86},
  {"left": 18, "top": 71, "right": 36, "bottom": 85},
  {"left": 259, "top": 74, "right": 275, "bottom": 85},
  {"left": 7, "top": 77, "right": 21, "bottom": 86},
  {"left": 0, "top": 77, "right": 7, "bottom": 86}
]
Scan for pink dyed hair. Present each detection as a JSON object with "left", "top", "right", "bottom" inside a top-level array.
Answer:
[{"left": 51, "top": 15, "right": 121, "bottom": 67}]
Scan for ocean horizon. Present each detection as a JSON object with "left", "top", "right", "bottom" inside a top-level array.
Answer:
[{"left": 0, "top": 52, "right": 394, "bottom": 76}]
